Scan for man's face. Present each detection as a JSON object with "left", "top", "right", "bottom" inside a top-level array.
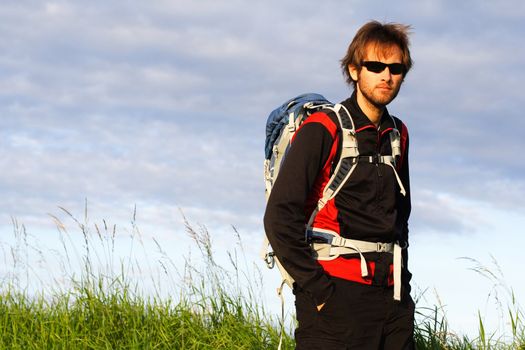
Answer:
[{"left": 349, "top": 43, "right": 405, "bottom": 109}]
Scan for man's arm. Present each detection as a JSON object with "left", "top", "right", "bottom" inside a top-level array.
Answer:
[
  {"left": 263, "top": 120, "right": 335, "bottom": 306},
  {"left": 397, "top": 124, "right": 412, "bottom": 287},
  {"left": 398, "top": 127, "right": 411, "bottom": 239}
]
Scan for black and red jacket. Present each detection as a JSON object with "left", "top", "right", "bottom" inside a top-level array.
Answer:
[{"left": 263, "top": 92, "right": 412, "bottom": 305}]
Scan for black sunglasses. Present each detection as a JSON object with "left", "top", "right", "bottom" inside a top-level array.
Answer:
[{"left": 361, "top": 61, "right": 406, "bottom": 75}]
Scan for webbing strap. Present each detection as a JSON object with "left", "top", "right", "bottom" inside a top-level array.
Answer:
[
  {"left": 309, "top": 228, "right": 403, "bottom": 301},
  {"left": 276, "top": 279, "right": 286, "bottom": 350},
  {"left": 393, "top": 243, "right": 402, "bottom": 301},
  {"left": 390, "top": 128, "right": 402, "bottom": 159},
  {"left": 385, "top": 161, "right": 407, "bottom": 196},
  {"left": 260, "top": 235, "right": 270, "bottom": 261}
]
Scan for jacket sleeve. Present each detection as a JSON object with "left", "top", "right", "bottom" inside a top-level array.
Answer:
[
  {"left": 397, "top": 129, "right": 411, "bottom": 241},
  {"left": 396, "top": 124, "right": 412, "bottom": 287},
  {"left": 263, "top": 120, "right": 335, "bottom": 305}
]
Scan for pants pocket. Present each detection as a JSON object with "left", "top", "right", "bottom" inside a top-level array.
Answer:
[{"left": 294, "top": 289, "right": 318, "bottom": 336}]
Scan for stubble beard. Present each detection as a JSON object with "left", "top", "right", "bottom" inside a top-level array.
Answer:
[{"left": 359, "top": 82, "right": 401, "bottom": 109}]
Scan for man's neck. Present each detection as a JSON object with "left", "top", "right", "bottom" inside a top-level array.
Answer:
[{"left": 356, "top": 91, "right": 384, "bottom": 127}]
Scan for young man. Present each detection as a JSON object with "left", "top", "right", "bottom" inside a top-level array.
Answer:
[{"left": 263, "top": 21, "right": 414, "bottom": 349}]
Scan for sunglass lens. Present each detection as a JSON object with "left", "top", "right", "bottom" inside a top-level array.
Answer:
[
  {"left": 364, "top": 62, "right": 386, "bottom": 73},
  {"left": 388, "top": 64, "right": 405, "bottom": 75}
]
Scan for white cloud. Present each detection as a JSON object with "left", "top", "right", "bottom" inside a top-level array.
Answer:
[
  {"left": 411, "top": 190, "right": 494, "bottom": 235},
  {"left": 1, "top": 0, "right": 524, "bottom": 243}
]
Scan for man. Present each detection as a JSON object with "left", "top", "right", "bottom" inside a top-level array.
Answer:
[{"left": 263, "top": 21, "right": 414, "bottom": 349}]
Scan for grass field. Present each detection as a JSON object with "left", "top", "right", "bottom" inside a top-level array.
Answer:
[{"left": 1, "top": 207, "right": 523, "bottom": 349}]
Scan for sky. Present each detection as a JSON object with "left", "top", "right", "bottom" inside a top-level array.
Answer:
[{"left": 1, "top": 0, "right": 525, "bottom": 339}]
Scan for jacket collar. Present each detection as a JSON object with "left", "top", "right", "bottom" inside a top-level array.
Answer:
[{"left": 340, "top": 92, "right": 395, "bottom": 131}]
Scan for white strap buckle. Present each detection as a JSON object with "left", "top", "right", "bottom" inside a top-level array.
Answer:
[{"left": 376, "top": 242, "right": 391, "bottom": 253}]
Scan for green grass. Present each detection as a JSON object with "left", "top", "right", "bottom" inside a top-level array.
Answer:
[
  {"left": 413, "top": 256, "right": 525, "bottom": 350},
  {"left": 1, "top": 207, "right": 292, "bottom": 349},
  {"left": 0, "top": 287, "right": 286, "bottom": 349},
  {"left": 0, "top": 205, "right": 523, "bottom": 349}
]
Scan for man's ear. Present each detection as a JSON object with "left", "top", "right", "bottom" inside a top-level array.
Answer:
[{"left": 349, "top": 64, "right": 359, "bottom": 82}]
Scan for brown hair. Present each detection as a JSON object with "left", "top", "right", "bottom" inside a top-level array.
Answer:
[{"left": 341, "top": 21, "right": 413, "bottom": 87}]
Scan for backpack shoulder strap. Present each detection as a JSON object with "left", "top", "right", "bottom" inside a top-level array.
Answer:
[
  {"left": 306, "top": 104, "right": 360, "bottom": 227},
  {"left": 295, "top": 109, "right": 339, "bottom": 140},
  {"left": 380, "top": 115, "right": 407, "bottom": 196},
  {"left": 385, "top": 115, "right": 408, "bottom": 169},
  {"left": 396, "top": 117, "right": 409, "bottom": 170}
]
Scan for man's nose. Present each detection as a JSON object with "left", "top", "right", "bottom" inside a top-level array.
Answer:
[{"left": 380, "top": 67, "right": 393, "bottom": 81}]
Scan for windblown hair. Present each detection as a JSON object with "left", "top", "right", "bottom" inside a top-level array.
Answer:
[{"left": 341, "top": 21, "right": 413, "bottom": 87}]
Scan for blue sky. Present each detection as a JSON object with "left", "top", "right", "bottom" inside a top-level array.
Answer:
[{"left": 1, "top": 0, "right": 525, "bottom": 338}]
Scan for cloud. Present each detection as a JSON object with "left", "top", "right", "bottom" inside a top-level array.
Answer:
[
  {"left": 1, "top": 0, "right": 524, "bottom": 242},
  {"left": 0, "top": 109, "right": 265, "bottom": 235},
  {"left": 410, "top": 189, "right": 494, "bottom": 235}
]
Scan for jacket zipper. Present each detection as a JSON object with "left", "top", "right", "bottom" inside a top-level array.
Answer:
[{"left": 376, "top": 125, "right": 383, "bottom": 202}]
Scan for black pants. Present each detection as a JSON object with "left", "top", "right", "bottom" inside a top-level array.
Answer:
[{"left": 294, "top": 277, "right": 415, "bottom": 350}]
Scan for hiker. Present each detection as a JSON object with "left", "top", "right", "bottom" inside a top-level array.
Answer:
[{"left": 263, "top": 21, "right": 415, "bottom": 349}]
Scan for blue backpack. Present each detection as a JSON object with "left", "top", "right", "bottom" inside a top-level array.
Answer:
[{"left": 262, "top": 93, "right": 407, "bottom": 293}]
